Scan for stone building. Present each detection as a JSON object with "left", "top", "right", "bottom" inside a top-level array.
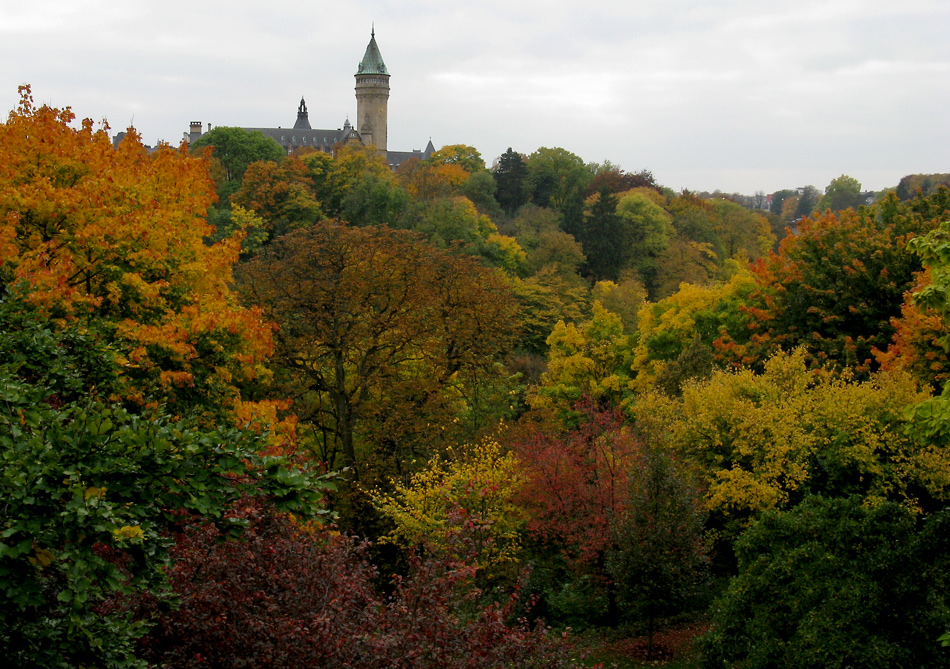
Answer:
[{"left": 186, "top": 29, "right": 434, "bottom": 168}]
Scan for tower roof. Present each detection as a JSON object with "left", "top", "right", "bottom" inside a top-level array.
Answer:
[
  {"left": 356, "top": 28, "right": 389, "bottom": 76},
  {"left": 293, "top": 97, "right": 311, "bottom": 130}
]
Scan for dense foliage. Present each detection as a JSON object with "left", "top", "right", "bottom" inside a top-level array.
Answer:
[{"left": 4, "top": 85, "right": 950, "bottom": 667}]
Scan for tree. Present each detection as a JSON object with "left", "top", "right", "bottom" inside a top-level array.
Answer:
[
  {"left": 769, "top": 189, "right": 795, "bottom": 217},
  {"left": 510, "top": 403, "right": 642, "bottom": 626},
  {"left": 426, "top": 144, "right": 487, "bottom": 174},
  {"left": 528, "top": 302, "right": 632, "bottom": 416},
  {"left": 133, "top": 501, "right": 579, "bottom": 668},
  {"left": 0, "top": 86, "right": 273, "bottom": 418},
  {"left": 709, "top": 198, "right": 773, "bottom": 261},
  {"left": 525, "top": 147, "right": 592, "bottom": 212},
  {"left": 302, "top": 143, "right": 394, "bottom": 219},
  {"left": 727, "top": 194, "right": 946, "bottom": 376},
  {"left": 0, "top": 297, "right": 328, "bottom": 668},
  {"left": 236, "top": 221, "right": 519, "bottom": 479},
  {"left": 817, "top": 173, "right": 864, "bottom": 212},
  {"left": 608, "top": 447, "right": 708, "bottom": 658},
  {"left": 493, "top": 147, "right": 529, "bottom": 215},
  {"left": 579, "top": 187, "right": 629, "bottom": 282},
  {"left": 231, "top": 155, "right": 323, "bottom": 237},
  {"left": 587, "top": 162, "right": 658, "bottom": 197},
  {"left": 188, "top": 125, "right": 285, "bottom": 198},
  {"left": 699, "top": 497, "right": 950, "bottom": 669},
  {"left": 793, "top": 184, "right": 820, "bottom": 219},
  {"left": 631, "top": 349, "right": 948, "bottom": 548},
  {"left": 615, "top": 190, "right": 675, "bottom": 297},
  {"left": 373, "top": 440, "right": 527, "bottom": 573}
]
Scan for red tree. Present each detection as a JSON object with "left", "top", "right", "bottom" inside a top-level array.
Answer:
[{"left": 129, "top": 502, "right": 578, "bottom": 668}]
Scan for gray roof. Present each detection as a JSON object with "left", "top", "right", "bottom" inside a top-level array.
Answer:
[
  {"left": 244, "top": 127, "right": 345, "bottom": 151},
  {"left": 357, "top": 29, "right": 388, "bottom": 76},
  {"left": 387, "top": 141, "right": 436, "bottom": 169}
]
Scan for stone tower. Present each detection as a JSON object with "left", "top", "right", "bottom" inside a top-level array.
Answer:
[{"left": 355, "top": 27, "right": 389, "bottom": 154}]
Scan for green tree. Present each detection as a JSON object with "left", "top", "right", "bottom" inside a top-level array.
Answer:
[
  {"left": 580, "top": 187, "right": 629, "bottom": 282},
  {"left": 525, "top": 147, "right": 592, "bottom": 212},
  {"left": 817, "top": 173, "right": 864, "bottom": 212},
  {"left": 616, "top": 190, "right": 675, "bottom": 297},
  {"left": 189, "top": 126, "right": 285, "bottom": 199},
  {"left": 769, "top": 189, "right": 795, "bottom": 216},
  {"left": 699, "top": 496, "right": 950, "bottom": 669},
  {"left": 794, "top": 184, "right": 820, "bottom": 219},
  {"left": 0, "top": 295, "right": 327, "bottom": 668},
  {"left": 493, "top": 147, "right": 530, "bottom": 215},
  {"left": 608, "top": 447, "right": 708, "bottom": 659}
]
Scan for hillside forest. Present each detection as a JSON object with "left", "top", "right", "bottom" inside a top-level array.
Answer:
[{"left": 3, "top": 86, "right": 950, "bottom": 667}]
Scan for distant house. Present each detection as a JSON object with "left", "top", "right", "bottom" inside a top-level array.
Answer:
[{"left": 185, "top": 29, "right": 434, "bottom": 169}]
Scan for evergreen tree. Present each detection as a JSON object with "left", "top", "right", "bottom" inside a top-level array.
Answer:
[{"left": 493, "top": 147, "right": 529, "bottom": 214}]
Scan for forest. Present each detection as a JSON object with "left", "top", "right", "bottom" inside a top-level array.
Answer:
[{"left": 2, "top": 85, "right": 950, "bottom": 668}]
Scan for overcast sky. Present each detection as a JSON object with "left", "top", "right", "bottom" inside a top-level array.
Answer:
[{"left": 3, "top": 0, "right": 948, "bottom": 194}]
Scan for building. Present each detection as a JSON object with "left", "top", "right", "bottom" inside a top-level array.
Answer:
[{"left": 186, "top": 29, "right": 434, "bottom": 169}]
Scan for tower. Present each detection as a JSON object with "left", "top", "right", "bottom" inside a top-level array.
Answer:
[{"left": 355, "top": 27, "right": 390, "bottom": 154}]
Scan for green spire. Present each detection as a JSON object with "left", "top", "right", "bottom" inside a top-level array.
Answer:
[{"left": 357, "top": 27, "right": 389, "bottom": 76}]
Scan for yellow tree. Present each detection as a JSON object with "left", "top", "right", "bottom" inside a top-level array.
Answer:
[
  {"left": 632, "top": 349, "right": 947, "bottom": 542},
  {"left": 528, "top": 301, "right": 632, "bottom": 416},
  {"left": 373, "top": 439, "right": 526, "bottom": 572},
  {"left": 0, "top": 86, "right": 272, "bottom": 415}
]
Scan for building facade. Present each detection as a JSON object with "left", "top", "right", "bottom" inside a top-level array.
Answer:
[{"left": 186, "top": 30, "right": 434, "bottom": 168}]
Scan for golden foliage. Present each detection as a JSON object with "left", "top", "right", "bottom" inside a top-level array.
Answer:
[
  {"left": 373, "top": 439, "right": 526, "bottom": 569},
  {"left": 632, "top": 349, "right": 944, "bottom": 525}
]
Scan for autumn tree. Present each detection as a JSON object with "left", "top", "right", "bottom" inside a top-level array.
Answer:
[
  {"left": 236, "top": 221, "right": 519, "bottom": 479},
  {"left": 231, "top": 155, "right": 323, "bottom": 237},
  {"left": 302, "top": 143, "right": 395, "bottom": 219},
  {"left": 510, "top": 403, "right": 640, "bottom": 625},
  {"left": 426, "top": 144, "right": 487, "bottom": 174},
  {"left": 528, "top": 302, "right": 632, "bottom": 416},
  {"left": 631, "top": 349, "right": 949, "bottom": 550},
  {"left": 133, "top": 501, "right": 578, "bottom": 668},
  {"left": 587, "top": 161, "right": 658, "bottom": 197},
  {"left": 373, "top": 439, "right": 527, "bottom": 575},
  {"left": 0, "top": 86, "right": 273, "bottom": 417},
  {"left": 726, "top": 192, "right": 948, "bottom": 375}
]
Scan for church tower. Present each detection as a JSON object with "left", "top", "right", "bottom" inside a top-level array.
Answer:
[{"left": 355, "top": 27, "right": 390, "bottom": 154}]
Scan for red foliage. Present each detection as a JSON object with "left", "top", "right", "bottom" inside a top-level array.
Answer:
[
  {"left": 511, "top": 401, "right": 641, "bottom": 564},
  {"left": 130, "top": 502, "right": 577, "bottom": 668}
]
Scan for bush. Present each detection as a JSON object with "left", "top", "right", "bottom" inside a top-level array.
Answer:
[{"left": 135, "top": 503, "right": 580, "bottom": 668}]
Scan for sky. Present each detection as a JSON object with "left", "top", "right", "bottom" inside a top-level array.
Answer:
[{"left": 3, "top": 0, "right": 948, "bottom": 195}]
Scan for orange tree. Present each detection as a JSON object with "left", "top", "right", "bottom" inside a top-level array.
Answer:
[
  {"left": 718, "top": 191, "right": 950, "bottom": 375},
  {"left": 0, "top": 86, "right": 273, "bottom": 418}
]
